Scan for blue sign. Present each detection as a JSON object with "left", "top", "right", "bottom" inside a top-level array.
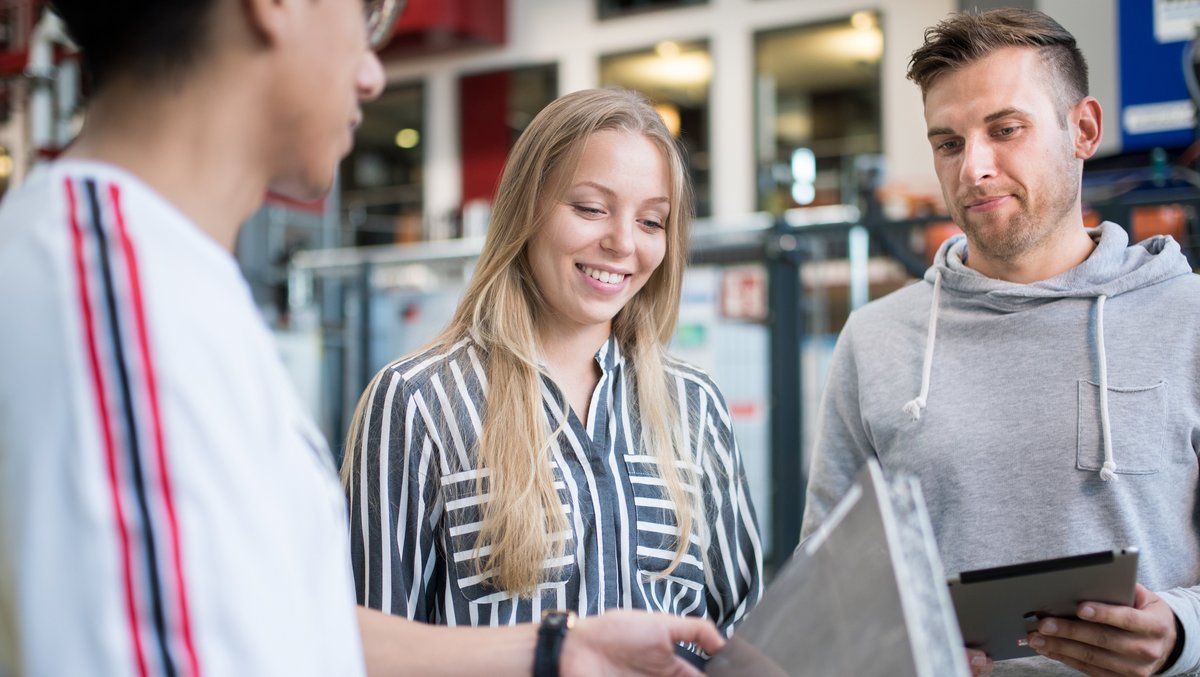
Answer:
[{"left": 1118, "top": 0, "right": 1198, "bottom": 151}]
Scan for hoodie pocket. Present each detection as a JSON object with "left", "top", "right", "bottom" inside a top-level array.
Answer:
[{"left": 1076, "top": 380, "right": 1166, "bottom": 475}]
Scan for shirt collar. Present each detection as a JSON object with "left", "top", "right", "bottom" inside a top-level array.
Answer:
[{"left": 594, "top": 334, "right": 624, "bottom": 376}]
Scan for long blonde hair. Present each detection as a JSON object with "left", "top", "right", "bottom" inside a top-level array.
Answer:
[{"left": 343, "top": 87, "right": 696, "bottom": 596}]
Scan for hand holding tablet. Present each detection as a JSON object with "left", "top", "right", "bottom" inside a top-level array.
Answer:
[
  {"left": 1025, "top": 582, "right": 1182, "bottom": 676},
  {"left": 947, "top": 548, "right": 1140, "bottom": 661}
]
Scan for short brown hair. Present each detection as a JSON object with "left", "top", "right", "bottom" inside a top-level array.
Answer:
[{"left": 907, "top": 8, "right": 1088, "bottom": 107}]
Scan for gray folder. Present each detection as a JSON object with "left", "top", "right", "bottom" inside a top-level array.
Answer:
[{"left": 706, "top": 459, "right": 969, "bottom": 677}]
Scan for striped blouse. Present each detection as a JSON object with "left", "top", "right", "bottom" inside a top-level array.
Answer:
[{"left": 346, "top": 334, "right": 763, "bottom": 634}]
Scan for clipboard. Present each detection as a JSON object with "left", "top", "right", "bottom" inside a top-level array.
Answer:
[{"left": 706, "top": 459, "right": 970, "bottom": 676}]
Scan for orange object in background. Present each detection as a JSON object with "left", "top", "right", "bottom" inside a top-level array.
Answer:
[
  {"left": 923, "top": 221, "right": 962, "bottom": 264},
  {"left": 1131, "top": 204, "right": 1189, "bottom": 244},
  {"left": 921, "top": 206, "right": 1191, "bottom": 264}
]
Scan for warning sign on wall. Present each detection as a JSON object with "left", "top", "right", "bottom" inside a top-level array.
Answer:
[{"left": 719, "top": 265, "right": 768, "bottom": 322}]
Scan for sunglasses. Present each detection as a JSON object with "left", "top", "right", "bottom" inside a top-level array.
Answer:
[{"left": 365, "top": 0, "right": 406, "bottom": 50}]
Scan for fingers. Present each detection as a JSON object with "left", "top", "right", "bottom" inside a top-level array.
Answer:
[
  {"left": 1029, "top": 631, "right": 1133, "bottom": 675},
  {"left": 1072, "top": 594, "right": 1175, "bottom": 669},
  {"left": 1133, "top": 583, "right": 1152, "bottom": 610},
  {"left": 1074, "top": 604, "right": 1149, "bottom": 636},
  {"left": 1043, "top": 602, "right": 1172, "bottom": 653},
  {"left": 1075, "top": 587, "right": 1167, "bottom": 636},
  {"left": 965, "top": 648, "right": 993, "bottom": 676},
  {"left": 1030, "top": 610, "right": 1174, "bottom": 676},
  {"left": 1032, "top": 618, "right": 1158, "bottom": 664},
  {"left": 666, "top": 616, "right": 725, "bottom": 655},
  {"left": 1034, "top": 617, "right": 1134, "bottom": 657}
]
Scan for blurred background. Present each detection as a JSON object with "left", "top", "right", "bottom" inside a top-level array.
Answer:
[{"left": 1, "top": 0, "right": 1197, "bottom": 570}]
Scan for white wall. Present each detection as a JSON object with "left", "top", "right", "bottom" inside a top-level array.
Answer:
[
  {"left": 1040, "top": 0, "right": 1121, "bottom": 157},
  {"left": 382, "top": 0, "right": 957, "bottom": 227}
]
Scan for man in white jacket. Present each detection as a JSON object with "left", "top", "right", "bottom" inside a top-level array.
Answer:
[
  {"left": 802, "top": 8, "right": 1200, "bottom": 677},
  {"left": 0, "top": 1, "right": 724, "bottom": 675}
]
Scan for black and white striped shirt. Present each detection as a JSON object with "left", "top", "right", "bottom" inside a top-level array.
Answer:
[{"left": 346, "top": 334, "right": 763, "bottom": 633}]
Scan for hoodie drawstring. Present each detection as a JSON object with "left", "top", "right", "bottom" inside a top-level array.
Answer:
[
  {"left": 903, "top": 270, "right": 942, "bottom": 421},
  {"left": 1096, "top": 295, "right": 1118, "bottom": 481},
  {"left": 901, "top": 274, "right": 1119, "bottom": 480}
]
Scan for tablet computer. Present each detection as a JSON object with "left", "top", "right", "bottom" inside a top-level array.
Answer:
[{"left": 947, "top": 547, "right": 1139, "bottom": 661}]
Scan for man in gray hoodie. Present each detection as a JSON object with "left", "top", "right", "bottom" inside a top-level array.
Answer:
[{"left": 801, "top": 8, "right": 1200, "bottom": 677}]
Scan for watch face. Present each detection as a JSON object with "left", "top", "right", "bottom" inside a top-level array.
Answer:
[{"left": 541, "top": 610, "right": 575, "bottom": 631}]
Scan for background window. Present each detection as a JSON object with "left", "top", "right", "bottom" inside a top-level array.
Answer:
[
  {"left": 341, "top": 82, "right": 426, "bottom": 246},
  {"left": 597, "top": 0, "right": 707, "bottom": 20},
  {"left": 754, "top": 13, "right": 883, "bottom": 215},
  {"left": 459, "top": 64, "right": 558, "bottom": 207},
  {"left": 600, "top": 40, "right": 712, "bottom": 217}
]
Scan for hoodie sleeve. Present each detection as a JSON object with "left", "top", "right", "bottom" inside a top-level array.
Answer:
[
  {"left": 1156, "top": 589, "right": 1200, "bottom": 675},
  {"left": 800, "top": 316, "right": 876, "bottom": 543},
  {"left": 1155, "top": 289, "right": 1200, "bottom": 676}
]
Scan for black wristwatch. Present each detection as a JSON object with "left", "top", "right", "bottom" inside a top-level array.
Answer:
[{"left": 533, "top": 609, "right": 576, "bottom": 677}]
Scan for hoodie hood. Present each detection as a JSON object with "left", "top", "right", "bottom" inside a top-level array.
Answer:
[
  {"left": 926, "top": 222, "right": 1192, "bottom": 311},
  {"left": 904, "top": 223, "right": 1193, "bottom": 482}
]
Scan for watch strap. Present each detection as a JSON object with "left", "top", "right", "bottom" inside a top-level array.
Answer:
[{"left": 534, "top": 610, "right": 574, "bottom": 677}]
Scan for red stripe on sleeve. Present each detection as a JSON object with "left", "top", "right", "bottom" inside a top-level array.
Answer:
[
  {"left": 110, "top": 183, "right": 202, "bottom": 677},
  {"left": 66, "top": 178, "right": 151, "bottom": 677}
]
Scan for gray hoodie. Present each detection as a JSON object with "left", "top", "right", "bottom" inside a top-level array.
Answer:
[{"left": 801, "top": 223, "right": 1200, "bottom": 675}]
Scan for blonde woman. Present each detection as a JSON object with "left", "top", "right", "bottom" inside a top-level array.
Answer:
[{"left": 343, "top": 88, "right": 763, "bottom": 653}]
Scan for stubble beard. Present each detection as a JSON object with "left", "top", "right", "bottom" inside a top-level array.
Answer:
[{"left": 952, "top": 156, "right": 1081, "bottom": 266}]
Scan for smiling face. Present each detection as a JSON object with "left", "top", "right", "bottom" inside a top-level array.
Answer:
[
  {"left": 526, "top": 129, "right": 670, "bottom": 346},
  {"left": 924, "top": 46, "right": 1098, "bottom": 267}
]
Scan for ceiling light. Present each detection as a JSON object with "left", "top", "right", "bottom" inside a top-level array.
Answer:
[
  {"left": 851, "top": 11, "right": 876, "bottom": 31},
  {"left": 655, "top": 41, "right": 681, "bottom": 59},
  {"left": 394, "top": 128, "right": 420, "bottom": 149}
]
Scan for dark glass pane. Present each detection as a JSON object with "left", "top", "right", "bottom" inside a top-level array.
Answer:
[
  {"left": 341, "top": 82, "right": 426, "bottom": 246},
  {"left": 597, "top": 0, "right": 707, "bottom": 20}
]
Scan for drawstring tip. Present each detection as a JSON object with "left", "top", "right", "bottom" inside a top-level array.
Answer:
[
  {"left": 1099, "top": 461, "right": 1118, "bottom": 482},
  {"left": 902, "top": 398, "right": 925, "bottom": 421}
]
